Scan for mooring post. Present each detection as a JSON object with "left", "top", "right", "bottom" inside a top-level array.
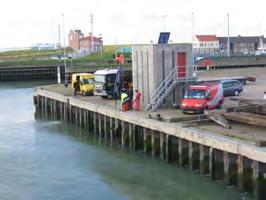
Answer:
[
  {"left": 223, "top": 152, "right": 230, "bottom": 185},
  {"left": 237, "top": 155, "right": 244, "bottom": 191},
  {"left": 160, "top": 132, "right": 165, "bottom": 160}
]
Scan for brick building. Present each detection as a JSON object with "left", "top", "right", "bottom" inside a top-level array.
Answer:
[
  {"left": 68, "top": 30, "right": 84, "bottom": 49},
  {"left": 68, "top": 29, "right": 103, "bottom": 53}
]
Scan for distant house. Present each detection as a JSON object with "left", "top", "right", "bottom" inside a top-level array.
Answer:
[
  {"left": 193, "top": 35, "right": 219, "bottom": 56},
  {"left": 218, "top": 35, "right": 266, "bottom": 55},
  {"left": 79, "top": 36, "right": 103, "bottom": 53},
  {"left": 68, "top": 29, "right": 84, "bottom": 49},
  {"left": 68, "top": 29, "right": 103, "bottom": 54}
]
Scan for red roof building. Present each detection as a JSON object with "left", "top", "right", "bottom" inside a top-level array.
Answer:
[
  {"left": 196, "top": 35, "right": 218, "bottom": 42},
  {"left": 68, "top": 30, "right": 103, "bottom": 53},
  {"left": 193, "top": 35, "right": 219, "bottom": 55}
]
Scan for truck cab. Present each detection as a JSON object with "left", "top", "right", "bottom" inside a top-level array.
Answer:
[
  {"left": 181, "top": 82, "right": 224, "bottom": 114},
  {"left": 71, "top": 73, "right": 94, "bottom": 96},
  {"left": 94, "top": 69, "right": 118, "bottom": 98}
]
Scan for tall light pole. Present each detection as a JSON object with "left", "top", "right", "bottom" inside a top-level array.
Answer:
[
  {"left": 191, "top": 12, "right": 195, "bottom": 65},
  {"left": 90, "top": 12, "right": 94, "bottom": 53},
  {"left": 62, "top": 13, "right": 67, "bottom": 86},
  {"left": 227, "top": 13, "right": 230, "bottom": 57},
  {"left": 162, "top": 15, "right": 167, "bottom": 31}
]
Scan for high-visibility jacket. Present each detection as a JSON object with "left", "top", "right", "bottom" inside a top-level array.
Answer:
[{"left": 121, "top": 93, "right": 128, "bottom": 103}]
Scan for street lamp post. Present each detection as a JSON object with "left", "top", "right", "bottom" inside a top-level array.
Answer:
[
  {"left": 62, "top": 13, "right": 67, "bottom": 87},
  {"left": 227, "top": 13, "right": 230, "bottom": 57},
  {"left": 162, "top": 15, "right": 167, "bottom": 31}
]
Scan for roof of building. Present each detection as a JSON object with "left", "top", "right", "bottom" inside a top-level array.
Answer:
[
  {"left": 218, "top": 35, "right": 266, "bottom": 43},
  {"left": 196, "top": 35, "right": 218, "bottom": 41},
  {"left": 80, "top": 36, "right": 102, "bottom": 41},
  {"left": 94, "top": 68, "right": 118, "bottom": 75},
  {"left": 70, "top": 29, "right": 82, "bottom": 34}
]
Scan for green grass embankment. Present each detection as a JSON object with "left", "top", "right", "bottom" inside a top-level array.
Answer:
[{"left": 0, "top": 45, "right": 132, "bottom": 68}]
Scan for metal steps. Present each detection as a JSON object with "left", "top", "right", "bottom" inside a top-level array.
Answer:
[{"left": 146, "top": 67, "right": 177, "bottom": 112}]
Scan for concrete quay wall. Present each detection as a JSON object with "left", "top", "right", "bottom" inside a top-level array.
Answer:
[{"left": 34, "top": 88, "right": 266, "bottom": 199}]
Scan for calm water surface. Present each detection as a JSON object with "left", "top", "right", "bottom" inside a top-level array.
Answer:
[{"left": 0, "top": 81, "right": 252, "bottom": 200}]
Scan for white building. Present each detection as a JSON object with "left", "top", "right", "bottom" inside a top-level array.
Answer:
[{"left": 193, "top": 35, "right": 219, "bottom": 55}]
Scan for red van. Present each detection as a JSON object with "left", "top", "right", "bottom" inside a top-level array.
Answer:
[{"left": 181, "top": 82, "right": 224, "bottom": 114}]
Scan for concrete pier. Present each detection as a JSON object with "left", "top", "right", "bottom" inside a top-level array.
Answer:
[{"left": 34, "top": 88, "right": 266, "bottom": 200}]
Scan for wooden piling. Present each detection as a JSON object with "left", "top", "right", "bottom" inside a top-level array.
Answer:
[
  {"left": 178, "top": 138, "right": 183, "bottom": 166},
  {"left": 104, "top": 115, "right": 107, "bottom": 142},
  {"left": 237, "top": 155, "right": 244, "bottom": 191},
  {"left": 199, "top": 144, "right": 209, "bottom": 174},
  {"left": 160, "top": 132, "right": 165, "bottom": 160},
  {"left": 93, "top": 112, "right": 97, "bottom": 135},
  {"left": 121, "top": 121, "right": 125, "bottom": 149},
  {"left": 165, "top": 134, "right": 171, "bottom": 163},
  {"left": 223, "top": 152, "right": 230, "bottom": 185},
  {"left": 209, "top": 147, "right": 215, "bottom": 179},
  {"left": 109, "top": 117, "right": 113, "bottom": 146}
]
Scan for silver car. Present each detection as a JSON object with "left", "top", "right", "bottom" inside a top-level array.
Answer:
[{"left": 221, "top": 80, "right": 243, "bottom": 96}]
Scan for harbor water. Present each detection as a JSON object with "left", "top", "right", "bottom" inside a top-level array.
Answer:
[{"left": 0, "top": 81, "right": 252, "bottom": 200}]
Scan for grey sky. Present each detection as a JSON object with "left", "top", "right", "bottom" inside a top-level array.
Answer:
[{"left": 1, "top": 0, "right": 265, "bottom": 47}]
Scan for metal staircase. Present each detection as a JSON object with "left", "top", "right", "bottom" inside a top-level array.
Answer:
[{"left": 146, "top": 67, "right": 177, "bottom": 112}]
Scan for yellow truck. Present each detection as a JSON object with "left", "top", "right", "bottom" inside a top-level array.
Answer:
[{"left": 71, "top": 73, "right": 94, "bottom": 96}]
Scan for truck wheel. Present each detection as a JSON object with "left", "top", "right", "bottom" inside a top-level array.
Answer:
[{"left": 234, "top": 90, "right": 239, "bottom": 96}]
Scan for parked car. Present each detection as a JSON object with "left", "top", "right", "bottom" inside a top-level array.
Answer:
[
  {"left": 221, "top": 80, "right": 243, "bottom": 96},
  {"left": 181, "top": 81, "right": 224, "bottom": 114}
]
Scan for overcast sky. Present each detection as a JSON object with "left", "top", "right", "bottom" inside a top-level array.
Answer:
[{"left": 1, "top": 0, "right": 266, "bottom": 48}]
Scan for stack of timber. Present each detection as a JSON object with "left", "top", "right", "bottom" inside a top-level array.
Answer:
[{"left": 206, "top": 98, "right": 266, "bottom": 129}]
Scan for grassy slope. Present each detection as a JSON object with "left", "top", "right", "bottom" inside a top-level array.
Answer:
[{"left": 0, "top": 45, "right": 131, "bottom": 67}]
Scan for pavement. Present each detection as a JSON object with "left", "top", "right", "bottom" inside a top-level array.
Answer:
[{"left": 42, "top": 67, "right": 266, "bottom": 143}]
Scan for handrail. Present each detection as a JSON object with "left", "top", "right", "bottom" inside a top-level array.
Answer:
[{"left": 150, "top": 66, "right": 177, "bottom": 100}]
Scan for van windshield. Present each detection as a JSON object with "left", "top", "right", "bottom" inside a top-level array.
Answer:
[
  {"left": 83, "top": 78, "right": 94, "bottom": 84},
  {"left": 185, "top": 89, "right": 206, "bottom": 99},
  {"left": 94, "top": 75, "right": 105, "bottom": 83}
]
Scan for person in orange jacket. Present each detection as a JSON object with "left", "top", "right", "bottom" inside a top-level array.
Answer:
[{"left": 133, "top": 89, "right": 141, "bottom": 111}]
